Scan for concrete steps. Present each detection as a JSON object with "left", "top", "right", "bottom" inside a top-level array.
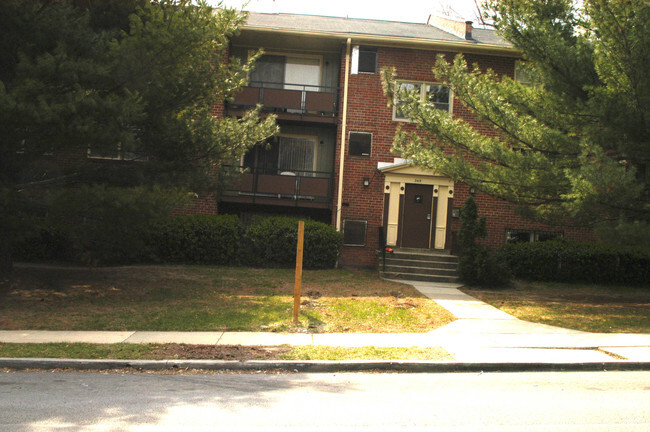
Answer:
[{"left": 379, "top": 248, "right": 459, "bottom": 283}]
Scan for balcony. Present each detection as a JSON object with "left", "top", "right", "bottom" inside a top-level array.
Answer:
[
  {"left": 226, "top": 82, "right": 339, "bottom": 124},
  {"left": 221, "top": 166, "right": 332, "bottom": 209}
]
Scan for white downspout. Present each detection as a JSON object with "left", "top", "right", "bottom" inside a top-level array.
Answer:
[{"left": 336, "top": 38, "right": 352, "bottom": 231}]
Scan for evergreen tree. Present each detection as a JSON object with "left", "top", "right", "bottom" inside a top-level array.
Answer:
[
  {"left": 457, "top": 197, "right": 509, "bottom": 286},
  {"left": 0, "top": 1, "right": 277, "bottom": 270},
  {"left": 382, "top": 0, "right": 649, "bottom": 242}
]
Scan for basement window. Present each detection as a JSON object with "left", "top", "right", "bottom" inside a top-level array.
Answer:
[
  {"left": 506, "top": 229, "right": 563, "bottom": 243},
  {"left": 343, "top": 220, "right": 367, "bottom": 246},
  {"left": 349, "top": 132, "right": 372, "bottom": 156},
  {"left": 87, "top": 143, "right": 138, "bottom": 161}
]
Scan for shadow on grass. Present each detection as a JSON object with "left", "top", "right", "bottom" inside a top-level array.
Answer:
[{"left": 0, "top": 264, "right": 453, "bottom": 332}]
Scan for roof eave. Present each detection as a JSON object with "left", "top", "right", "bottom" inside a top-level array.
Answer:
[{"left": 241, "top": 25, "right": 520, "bottom": 56}]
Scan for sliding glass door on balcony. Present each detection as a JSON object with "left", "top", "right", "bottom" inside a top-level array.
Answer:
[
  {"left": 278, "top": 137, "right": 316, "bottom": 174},
  {"left": 244, "top": 136, "right": 317, "bottom": 176},
  {"left": 229, "top": 54, "right": 337, "bottom": 120},
  {"left": 225, "top": 135, "right": 331, "bottom": 208},
  {"left": 250, "top": 55, "right": 321, "bottom": 90}
]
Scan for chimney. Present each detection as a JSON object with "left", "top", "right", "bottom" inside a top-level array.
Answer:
[
  {"left": 428, "top": 15, "right": 473, "bottom": 40},
  {"left": 465, "top": 20, "right": 473, "bottom": 40}
]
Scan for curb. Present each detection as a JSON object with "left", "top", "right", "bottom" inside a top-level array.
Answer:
[{"left": 2, "top": 358, "right": 650, "bottom": 373}]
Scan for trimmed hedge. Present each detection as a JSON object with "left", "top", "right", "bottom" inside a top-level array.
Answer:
[
  {"left": 146, "top": 214, "right": 242, "bottom": 265},
  {"left": 241, "top": 216, "right": 343, "bottom": 269},
  {"left": 15, "top": 214, "right": 343, "bottom": 269},
  {"left": 497, "top": 240, "right": 650, "bottom": 285}
]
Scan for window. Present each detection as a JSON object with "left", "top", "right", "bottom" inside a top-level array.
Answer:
[
  {"left": 506, "top": 229, "right": 563, "bottom": 243},
  {"left": 343, "top": 220, "right": 367, "bottom": 246},
  {"left": 349, "top": 132, "right": 372, "bottom": 156},
  {"left": 351, "top": 46, "right": 377, "bottom": 74},
  {"left": 393, "top": 82, "right": 451, "bottom": 121},
  {"left": 88, "top": 143, "right": 139, "bottom": 161},
  {"left": 515, "top": 61, "right": 534, "bottom": 86}
]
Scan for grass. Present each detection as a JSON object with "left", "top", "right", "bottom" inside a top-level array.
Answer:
[
  {"left": 279, "top": 345, "right": 451, "bottom": 361},
  {"left": 0, "top": 264, "right": 455, "bottom": 333},
  {"left": 0, "top": 343, "right": 453, "bottom": 361},
  {"left": 0, "top": 343, "right": 153, "bottom": 360},
  {"left": 462, "top": 280, "right": 650, "bottom": 333}
]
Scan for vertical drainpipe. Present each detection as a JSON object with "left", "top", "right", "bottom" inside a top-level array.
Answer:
[{"left": 336, "top": 38, "right": 352, "bottom": 231}]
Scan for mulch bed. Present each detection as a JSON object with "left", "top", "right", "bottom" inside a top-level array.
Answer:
[{"left": 150, "top": 344, "right": 292, "bottom": 360}]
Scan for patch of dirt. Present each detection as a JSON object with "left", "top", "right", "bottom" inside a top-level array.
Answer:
[{"left": 150, "top": 344, "right": 292, "bottom": 360}]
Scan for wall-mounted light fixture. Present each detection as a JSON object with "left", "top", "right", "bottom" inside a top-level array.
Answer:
[
  {"left": 469, "top": 186, "right": 477, "bottom": 195},
  {"left": 363, "top": 177, "right": 370, "bottom": 187}
]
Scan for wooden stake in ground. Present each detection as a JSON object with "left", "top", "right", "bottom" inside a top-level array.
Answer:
[{"left": 293, "top": 220, "right": 305, "bottom": 323}]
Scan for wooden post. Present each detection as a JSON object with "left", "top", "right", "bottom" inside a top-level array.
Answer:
[{"left": 293, "top": 220, "right": 305, "bottom": 323}]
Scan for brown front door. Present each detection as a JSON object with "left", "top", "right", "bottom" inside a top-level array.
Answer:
[{"left": 401, "top": 184, "right": 434, "bottom": 248}]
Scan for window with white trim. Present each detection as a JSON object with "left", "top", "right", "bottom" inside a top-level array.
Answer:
[
  {"left": 515, "top": 61, "right": 534, "bottom": 86},
  {"left": 393, "top": 81, "right": 451, "bottom": 121}
]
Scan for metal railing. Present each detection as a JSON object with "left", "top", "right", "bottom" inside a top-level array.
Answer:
[
  {"left": 228, "top": 81, "right": 339, "bottom": 115},
  {"left": 223, "top": 166, "right": 333, "bottom": 205}
]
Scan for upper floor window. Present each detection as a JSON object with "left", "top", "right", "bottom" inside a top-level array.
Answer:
[
  {"left": 515, "top": 60, "right": 534, "bottom": 86},
  {"left": 351, "top": 46, "right": 377, "bottom": 74},
  {"left": 393, "top": 82, "right": 451, "bottom": 121}
]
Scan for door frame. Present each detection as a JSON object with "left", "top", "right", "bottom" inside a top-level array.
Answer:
[{"left": 379, "top": 162, "right": 454, "bottom": 250}]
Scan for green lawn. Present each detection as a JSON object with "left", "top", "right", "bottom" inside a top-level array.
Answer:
[
  {"left": 0, "top": 265, "right": 455, "bottom": 333},
  {"left": 462, "top": 281, "right": 650, "bottom": 333}
]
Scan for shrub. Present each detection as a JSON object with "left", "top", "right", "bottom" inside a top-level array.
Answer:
[
  {"left": 457, "top": 197, "right": 510, "bottom": 287},
  {"left": 497, "top": 240, "right": 650, "bottom": 285},
  {"left": 241, "top": 216, "right": 342, "bottom": 269},
  {"left": 146, "top": 214, "right": 241, "bottom": 265},
  {"left": 15, "top": 185, "right": 185, "bottom": 265},
  {"left": 13, "top": 225, "right": 74, "bottom": 262}
]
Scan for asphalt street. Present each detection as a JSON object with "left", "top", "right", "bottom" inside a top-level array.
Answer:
[{"left": 1, "top": 371, "right": 649, "bottom": 431}]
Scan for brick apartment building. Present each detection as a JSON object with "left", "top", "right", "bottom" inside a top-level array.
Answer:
[{"left": 216, "top": 12, "right": 594, "bottom": 267}]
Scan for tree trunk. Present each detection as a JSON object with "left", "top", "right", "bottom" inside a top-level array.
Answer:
[{"left": 0, "top": 227, "right": 13, "bottom": 275}]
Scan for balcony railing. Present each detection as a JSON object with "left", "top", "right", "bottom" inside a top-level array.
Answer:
[
  {"left": 221, "top": 166, "right": 333, "bottom": 209},
  {"left": 227, "top": 82, "right": 339, "bottom": 122}
]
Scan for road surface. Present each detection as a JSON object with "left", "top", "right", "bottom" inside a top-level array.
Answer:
[{"left": 1, "top": 370, "right": 649, "bottom": 431}]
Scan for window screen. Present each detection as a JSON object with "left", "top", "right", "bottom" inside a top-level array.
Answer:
[
  {"left": 343, "top": 220, "right": 367, "bottom": 246},
  {"left": 358, "top": 48, "right": 377, "bottom": 73},
  {"left": 349, "top": 132, "right": 371, "bottom": 156}
]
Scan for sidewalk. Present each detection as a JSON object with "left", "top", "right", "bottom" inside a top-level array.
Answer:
[{"left": 2, "top": 280, "right": 649, "bottom": 367}]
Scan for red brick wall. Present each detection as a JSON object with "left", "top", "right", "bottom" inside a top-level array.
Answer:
[
  {"left": 333, "top": 45, "right": 594, "bottom": 266},
  {"left": 175, "top": 194, "right": 218, "bottom": 216},
  {"left": 450, "top": 184, "right": 597, "bottom": 250}
]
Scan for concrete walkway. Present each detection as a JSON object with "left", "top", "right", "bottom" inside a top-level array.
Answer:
[{"left": 2, "top": 281, "right": 649, "bottom": 364}]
